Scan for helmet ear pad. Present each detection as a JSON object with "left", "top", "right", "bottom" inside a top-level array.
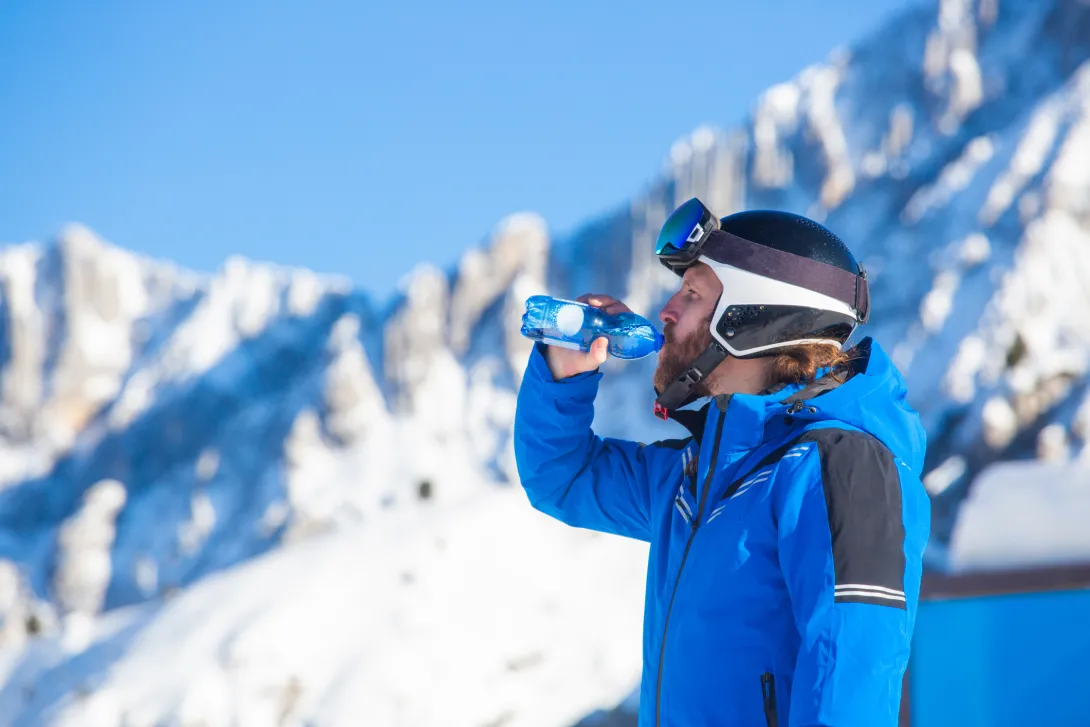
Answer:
[
  {"left": 713, "top": 304, "right": 856, "bottom": 358},
  {"left": 702, "top": 257, "right": 859, "bottom": 358}
]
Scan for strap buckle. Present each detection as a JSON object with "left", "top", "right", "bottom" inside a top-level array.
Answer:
[{"left": 855, "top": 264, "right": 870, "bottom": 324}]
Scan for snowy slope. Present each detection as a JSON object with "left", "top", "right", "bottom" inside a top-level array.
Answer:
[
  {"left": 0, "top": 488, "right": 647, "bottom": 727},
  {"left": 2, "top": 0, "right": 1090, "bottom": 725}
]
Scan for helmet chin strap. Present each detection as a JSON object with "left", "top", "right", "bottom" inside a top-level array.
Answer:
[{"left": 653, "top": 341, "right": 729, "bottom": 421}]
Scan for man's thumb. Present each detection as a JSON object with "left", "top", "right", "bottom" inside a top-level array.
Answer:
[{"left": 591, "top": 337, "right": 609, "bottom": 366}]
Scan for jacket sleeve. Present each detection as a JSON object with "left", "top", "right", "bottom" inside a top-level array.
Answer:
[
  {"left": 512, "top": 343, "right": 664, "bottom": 542},
  {"left": 775, "top": 429, "right": 930, "bottom": 727}
]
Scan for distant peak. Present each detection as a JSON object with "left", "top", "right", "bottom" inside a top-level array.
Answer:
[
  {"left": 398, "top": 261, "right": 448, "bottom": 301},
  {"left": 493, "top": 212, "right": 547, "bottom": 240},
  {"left": 54, "top": 223, "right": 110, "bottom": 257},
  {"left": 669, "top": 124, "right": 725, "bottom": 168}
]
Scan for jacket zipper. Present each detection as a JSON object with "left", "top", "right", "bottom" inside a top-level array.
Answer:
[
  {"left": 761, "top": 672, "right": 779, "bottom": 727},
  {"left": 655, "top": 411, "right": 727, "bottom": 727}
]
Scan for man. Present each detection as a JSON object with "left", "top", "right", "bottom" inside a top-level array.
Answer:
[{"left": 512, "top": 199, "right": 930, "bottom": 727}]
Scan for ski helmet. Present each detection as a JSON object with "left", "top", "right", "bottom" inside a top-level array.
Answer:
[{"left": 652, "top": 197, "right": 870, "bottom": 420}]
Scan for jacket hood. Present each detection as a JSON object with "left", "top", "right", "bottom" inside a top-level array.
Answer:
[
  {"left": 675, "top": 337, "right": 927, "bottom": 477},
  {"left": 791, "top": 337, "right": 927, "bottom": 475}
]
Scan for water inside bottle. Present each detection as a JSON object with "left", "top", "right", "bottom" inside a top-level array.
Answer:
[{"left": 520, "top": 295, "right": 663, "bottom": 359}]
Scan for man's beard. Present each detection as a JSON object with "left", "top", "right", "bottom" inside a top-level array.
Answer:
[{"left": 653, "top": 319, "right": 715, "bottom": 396}]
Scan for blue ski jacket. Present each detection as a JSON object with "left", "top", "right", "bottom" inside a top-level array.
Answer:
[{"left": 513, "top": 337, "right": 930, "bottom": 727}]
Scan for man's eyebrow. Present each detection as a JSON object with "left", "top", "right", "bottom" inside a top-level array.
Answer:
[{"left": 686, "top": 275, "right": 710, "bottom": 292}]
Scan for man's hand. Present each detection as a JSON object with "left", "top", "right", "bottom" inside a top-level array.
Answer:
[{"left": 544, "top": 293, "right": 634, "bottom": 380}]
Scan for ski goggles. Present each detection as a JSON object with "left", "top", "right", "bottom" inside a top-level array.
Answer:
[
  {"left": 654, "top": 197, "right": 871, "bottom": 323},
  {"left": 654, "top": 197, "right": 720, "bottom": 265}
]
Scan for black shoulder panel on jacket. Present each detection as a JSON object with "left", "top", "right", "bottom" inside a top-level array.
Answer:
[{"left": 799, "top": 428, "right": 907, "bottom": 610}]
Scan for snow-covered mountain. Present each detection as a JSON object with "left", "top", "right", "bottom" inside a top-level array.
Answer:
[{"left": 2, "top": 0, "right": 1090, "bottom": 724}]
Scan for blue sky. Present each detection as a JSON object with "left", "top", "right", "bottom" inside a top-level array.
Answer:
[{"left": 0, "top": 0, "right": 910, "bottom": 301}]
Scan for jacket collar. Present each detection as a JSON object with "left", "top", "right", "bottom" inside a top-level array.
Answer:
[
  {"left": 667, "top": 342, "right": 865, "bottom": 450},
  {"left": 670, "top": 402, "right": 711, "bottom": 446}
]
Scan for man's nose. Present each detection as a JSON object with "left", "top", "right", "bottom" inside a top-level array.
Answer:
[{"left": 659, "top": 299, "right": 679, "bottom": 326}]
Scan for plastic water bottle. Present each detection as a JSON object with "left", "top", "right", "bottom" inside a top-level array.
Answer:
[{"left": 520, "top": 295, "right": 665, "bottom": 359}]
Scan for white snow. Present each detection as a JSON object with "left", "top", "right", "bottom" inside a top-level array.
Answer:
[
  {"left": 919, "top": 270, "right": 961, "bottom": 333},
  {"left": 948, "top": 48, "right": 984, "bottom": 119},
  {"left": 949, "top": 459, "right": 1090, "bottom": 572},
  {"left": 0, "top": 245, "right": 46, "bottom": 427},
  {"left": 322, "top": 313, "right": 389, "bottom": 446},
  {"left": 689, "top": 125, "right": 717, "bottom": 153},
  {"left": 979, "top": 95, "right": 1063, "bottom": 226},
  {"left": 958, "top": 232, "right": 991, "bottom": 266},
  {"left": 133, "top": 556, "right": 158, "bottom": 598},
  {"left": 923, "top": 455, "right": 967, "bottom": 496},
  {"left": 903, "top": 135, "right": 995, "bottom": 223},
  {"left": 937, "top": 0, "right": 973, "bottom": 34},
  {"left": 495, "top": 212, "right": 549, "bottom": 241},
  {"left": 800, "top": 63, "right": 855, "bottom": 210},
  {"left": 195, "top": 448, "right": 220, "bottom": 482},
  {"left": 505, "top": 271, "right": 549, "bottom": 386},
  {"left": 1036, "top": 423, "right": 1070, "bottom": 461},
  {"left": 886, "top": 104, "right": 915, "bottom": 158},
  {"left": 126, "top": 250, "right": 345, "bottom": 402},
  {"left": 53, "top": 480, "right": 128, "bottom": 617},
  {"left": 0, "top": 560, "right": 36, "bottom": 651},
  {"left": 448, "top": 213, "right": 549, "bottom": 357},
  {"left": 176, "top": 490, "right": 216, "bottom": 556},
  {"left": 924, "top": 0, "right": 985, "bottom": 130},
  {"left": 1045, "top": 68, "right": 1090, "bottom": 211},
  {"left": 752, "top": 83, "right": 800, "bottom": 189},
  {"left": 288, "top": 269, "right": 342, "bottom": 318},
  {"left": 981, "top": 396, "right": 1018, "bottom": 449},
  {"left": 0, "top": 487, "right": 648, "bottom": 727},
  {"left": 668, "top": 139, "right": 693, "bottom": 168}
]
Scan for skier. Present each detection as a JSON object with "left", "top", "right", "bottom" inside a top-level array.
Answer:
[{"left": 513, "top": 198, "right": 930, "bottom": 727}]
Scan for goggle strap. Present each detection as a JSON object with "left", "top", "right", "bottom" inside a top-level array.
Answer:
[{"left": 698, "top": 230, "right": 870, "bottom": 323}]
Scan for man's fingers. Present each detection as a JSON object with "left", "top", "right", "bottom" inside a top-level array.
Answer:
[
  {"left": 576, "top": 293, "right": 629, "bottom": 313},
  {"left": 602, "top": 302, "right": 632, "bottom": 315},
  {"left": 586, "top": 295, "right": 615, "bottom": 308}
]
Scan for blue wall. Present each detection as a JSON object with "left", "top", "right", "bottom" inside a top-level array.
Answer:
[{"left": 910, "top": 588, "right": 1090, "bottom": 726}]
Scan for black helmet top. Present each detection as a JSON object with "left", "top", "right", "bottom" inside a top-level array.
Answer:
[{"left": 717, "top": 210, "right": 860, "bottom": 274}]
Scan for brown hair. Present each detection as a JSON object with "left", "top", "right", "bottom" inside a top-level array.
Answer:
[{"left": 766, "top": 343, "right": 853, "bottom": 388}]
